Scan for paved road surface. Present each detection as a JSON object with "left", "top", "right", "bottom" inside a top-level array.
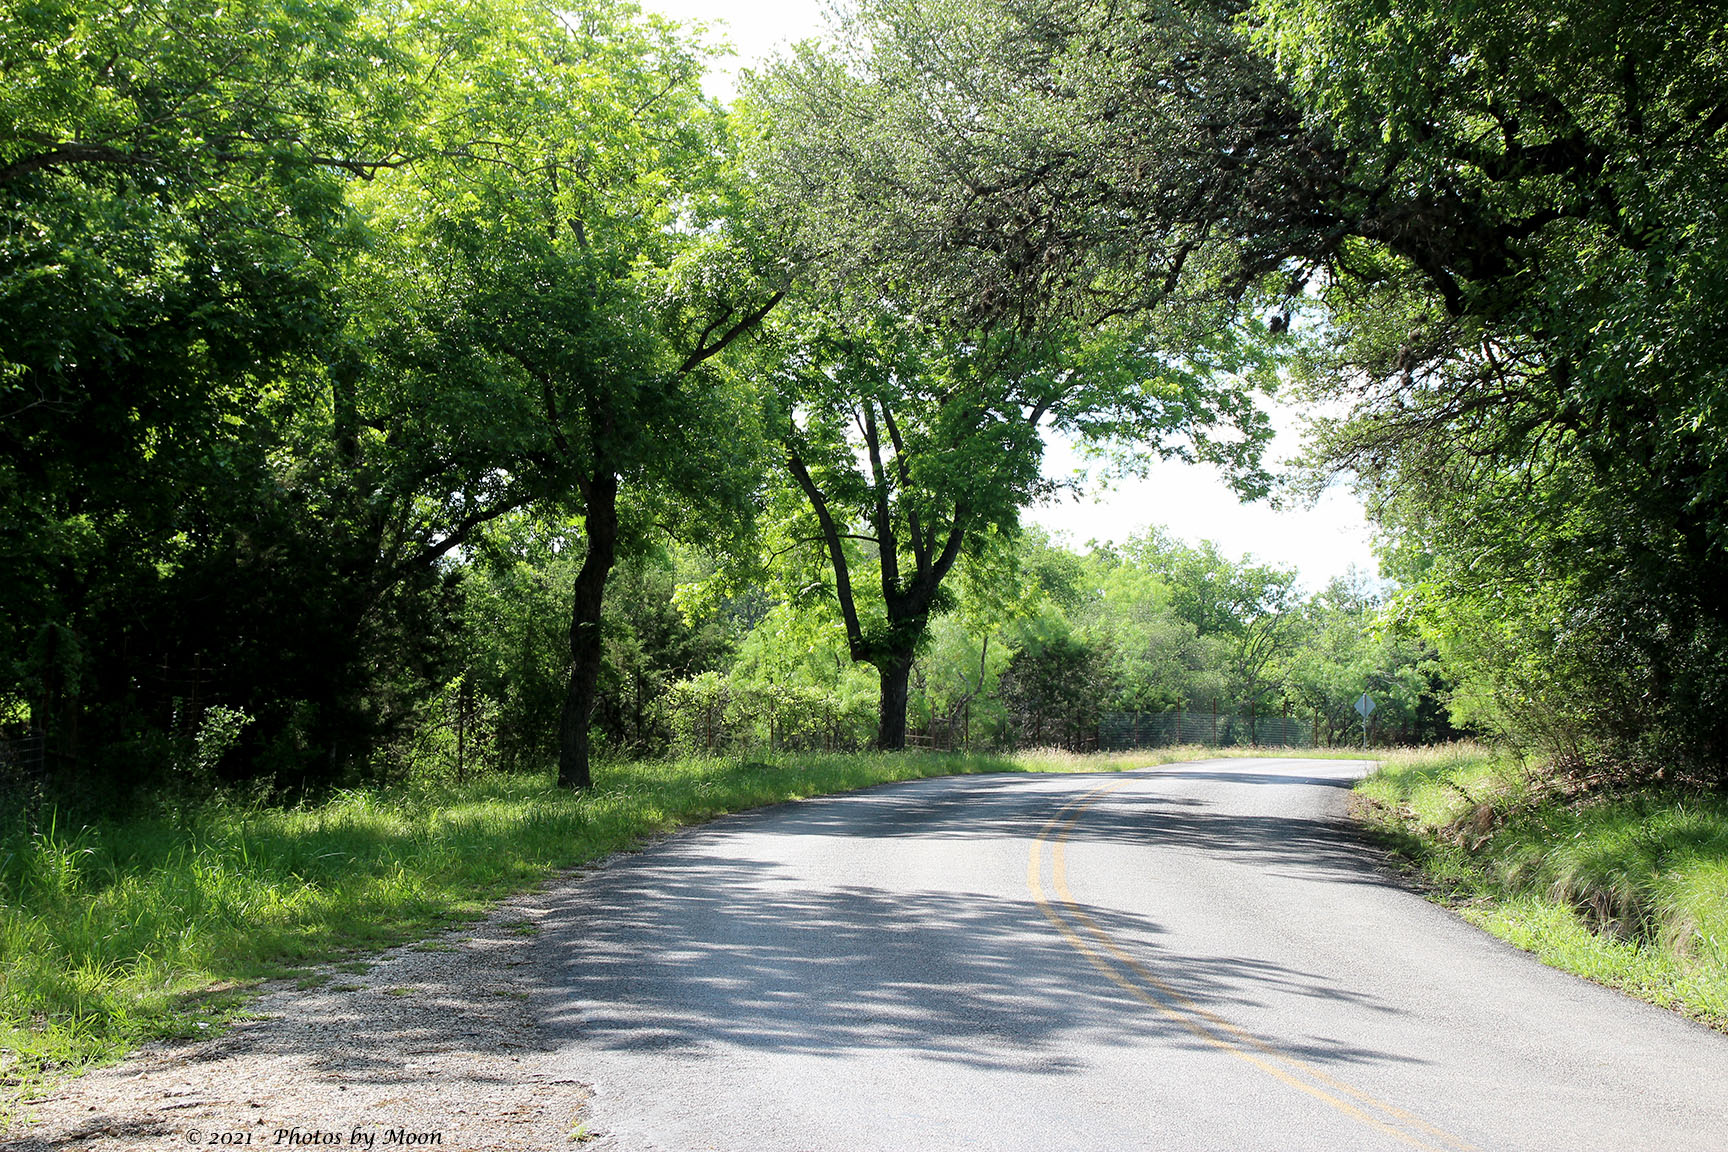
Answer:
[{"left": 527, "top": 758, "right": 1728, "bottom": 1150}]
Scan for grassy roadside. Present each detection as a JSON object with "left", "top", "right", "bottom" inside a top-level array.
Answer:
[
  {"left": 1, "top": 743, "right": 1266, "bottom": 1116},
  {"left": 1355, "top": 744, "right": 1728, "bottom": 1030}
]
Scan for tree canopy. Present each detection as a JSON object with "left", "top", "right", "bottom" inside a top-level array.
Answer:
[
  {"left": 4, "top": 0, "right": 1722, "bottom": 794},
  {"left": 1261, "top": 0, "right": 1728, "bottom": 776}
]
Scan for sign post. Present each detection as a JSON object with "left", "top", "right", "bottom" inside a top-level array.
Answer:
[{"left": 1354, "top": 692, "right": 1376, "bottom": 750}]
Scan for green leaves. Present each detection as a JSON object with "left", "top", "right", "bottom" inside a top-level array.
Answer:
[
  {"left": 744, "top": 0, "right": 1315, "bottom": 331},
  {"left": 1262, "top": 0, "right": 1728, "bottom": 776},
  {"left": 0, "top": 0, "right": 782, "bottom": 788},
  {"left": 0, "top": 0, "right": 413, "bottom": 194}
]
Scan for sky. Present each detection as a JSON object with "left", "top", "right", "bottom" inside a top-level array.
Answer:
[
  {"left": 637, "top": 0, "right": 1382, "bottom": 589},
  {"left": 638, "top": 0, "right": 828, "bottom": 103},
  {"left": 1033, "top": 407, "right": 1378, "bottom": 589}
]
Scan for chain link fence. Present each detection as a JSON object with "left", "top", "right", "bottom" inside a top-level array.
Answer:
[
  {"left": 1099, "top": 711, "right": 1311, "bottom": 750},
  {"left": 1, "top": 732, "right": 48, "bottom": 829}
]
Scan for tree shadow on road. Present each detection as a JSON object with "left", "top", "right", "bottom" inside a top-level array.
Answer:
[
  {"left": 733, "top": 769, "right": 1398, "bottom": 889},
  {"left": 532, "top": 838, "right": 1422, "bottom": 1078}
]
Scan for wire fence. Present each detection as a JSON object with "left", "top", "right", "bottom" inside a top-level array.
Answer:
[
  {"left": 1, "top": 732, "right": 48, "bottom": 829},
  {"left": 1099, "top": 711, "right": 1311, "bottom": 750}
]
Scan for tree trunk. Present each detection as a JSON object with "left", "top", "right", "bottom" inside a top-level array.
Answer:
[
  {"left": 558, "top": 471, "right": 619, "bottom": 790},
  {"left": 876, "top": 655, "right": 914, "bottom": 751}
]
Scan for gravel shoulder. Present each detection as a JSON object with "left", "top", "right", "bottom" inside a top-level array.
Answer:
[{"left": 11, "top": 887, "right": 595, "bottom": 1151}]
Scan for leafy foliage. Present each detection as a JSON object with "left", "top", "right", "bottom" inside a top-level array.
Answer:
[
  {"left": 9, "top": 0, "right": 1719, "bottom": 804},
  {"left": 739, "top": 0, "right": 1293, "bottom": 745},
  {"left": 2, "top": 0, "right": 778, "bottom": 793},
  {"left": 0, "top": 0, "right": 446, "bottom": 792},
  {"left": 1261, "top": 0, "right": 1728, "bottom": 779}
]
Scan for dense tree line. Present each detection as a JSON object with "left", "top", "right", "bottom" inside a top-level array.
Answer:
[
  {"left": 3, "top": 0, "right": 1721, "bottom": 799},
  {"left": 448, "top": 524, "right": 1450, "bottom": 759},
  {"left": 1267, "top": 0, "right": 1728, "bottom": 780},
  {"left": 2, "top": 0, "right": 776, "bottom": 795}
]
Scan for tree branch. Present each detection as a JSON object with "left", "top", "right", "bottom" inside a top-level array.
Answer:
[
  {"left": 859, "top": 400, "right": 902, "bottom": 595},
  {"left": 387, "top": 490, "right": 535, "bottom": 586},
  {"left": 0, "top": 143, "right": 155, "bottom": 184},
  {"left": 879, "top": 401, "right": 930, "bottom": 573},
  {"left": 677, "top": 288, "right": 786, "bottom": 374}
]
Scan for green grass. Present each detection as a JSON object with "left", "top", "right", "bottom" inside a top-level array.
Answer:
[
  {"left": 1356, "top": 743, "right": 1728, "bottom": 1029},
  {"left": 1, "top": 744, "right": 1290, "bottom": 1117}
]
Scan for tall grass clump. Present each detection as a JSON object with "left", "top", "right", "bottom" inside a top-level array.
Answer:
[{"left": 1355, "top": 742, "right": 1728, "bottom": 1028}]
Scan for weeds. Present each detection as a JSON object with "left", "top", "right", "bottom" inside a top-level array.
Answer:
[{"left": 1356, "top": 743, "right": 1728, "bottom": 1029}]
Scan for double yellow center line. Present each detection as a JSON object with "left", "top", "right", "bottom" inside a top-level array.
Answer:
[{"left": 1026, "top": 776, "right": 1475, "bottom": 1152}]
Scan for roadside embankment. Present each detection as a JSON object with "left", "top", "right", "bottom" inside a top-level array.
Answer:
[{"left": 1356, "top": 744, "right": 1728, "bottom": 1029}]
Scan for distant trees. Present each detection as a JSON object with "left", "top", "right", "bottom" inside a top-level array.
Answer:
[
  {"left": 998, "top": 635, "right": 1114, "bottom": 751},
  {"left": 622, "top": 525, "right": 1444, "bottom": 756},
  {"left": 1123, "top": 534, "right": 1302, "bottom": 729},
  {"left": 630, "top": 524, "right": 1437, "bottom": 755},
  {"left": 422, "top": 520, "right": 1450, "bottom": 761}
]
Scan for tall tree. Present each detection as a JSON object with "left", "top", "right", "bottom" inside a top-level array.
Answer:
[
  {"left": 760, "top": 302, "right": 1267, "bottom": 748},
  {"left": 355, "top": 0, "right": 778, "bottom": 787},
  {"left": 740, "top": 0, "right": 1296, "bottom": 747},
  {"left": 1255, "top": 0, "right": 1728, "bottom": 775}
]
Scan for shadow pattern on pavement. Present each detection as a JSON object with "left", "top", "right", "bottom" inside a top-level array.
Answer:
[{"left": 534, "top": 766, "right": 1422, "bottom": 1078}]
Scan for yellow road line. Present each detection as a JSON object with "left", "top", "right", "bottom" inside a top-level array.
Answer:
[
  {"left": 1047, "top": 787, "right": 1474, "bottom": 1150},
  {"left": 1028, "top": 776, "right": 1476, "bottom": 1152}
]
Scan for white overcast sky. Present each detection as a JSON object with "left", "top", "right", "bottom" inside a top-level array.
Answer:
[{"left": 640, "top": 0, "right": 1381, "bottom": 589}]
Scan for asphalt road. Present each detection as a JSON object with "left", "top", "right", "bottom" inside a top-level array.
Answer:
[{"left": 529, "top": 758, "right": 1728, "bottom": 1151}]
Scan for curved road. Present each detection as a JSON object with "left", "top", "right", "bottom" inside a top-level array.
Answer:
[{"left": 528, "top": 758, "right": 1728, "bottom": 1150}]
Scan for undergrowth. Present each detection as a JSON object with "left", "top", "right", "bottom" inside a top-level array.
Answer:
[{"left": 1356, "top": 743, "right": 1728, "bottom": 1029}]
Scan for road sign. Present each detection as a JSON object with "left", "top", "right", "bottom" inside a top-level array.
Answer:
[{"left": 1354, "top": 693, "right": 1376, "bottom": 719}]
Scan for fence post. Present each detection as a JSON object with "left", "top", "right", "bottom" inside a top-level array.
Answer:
[{"left": 456, "top": 678, "right": 469, "bottom": 782}]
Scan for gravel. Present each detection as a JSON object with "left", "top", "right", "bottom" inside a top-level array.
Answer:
[{"left": 10, "top": 890, "right": 599, "bottom": 1152}]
